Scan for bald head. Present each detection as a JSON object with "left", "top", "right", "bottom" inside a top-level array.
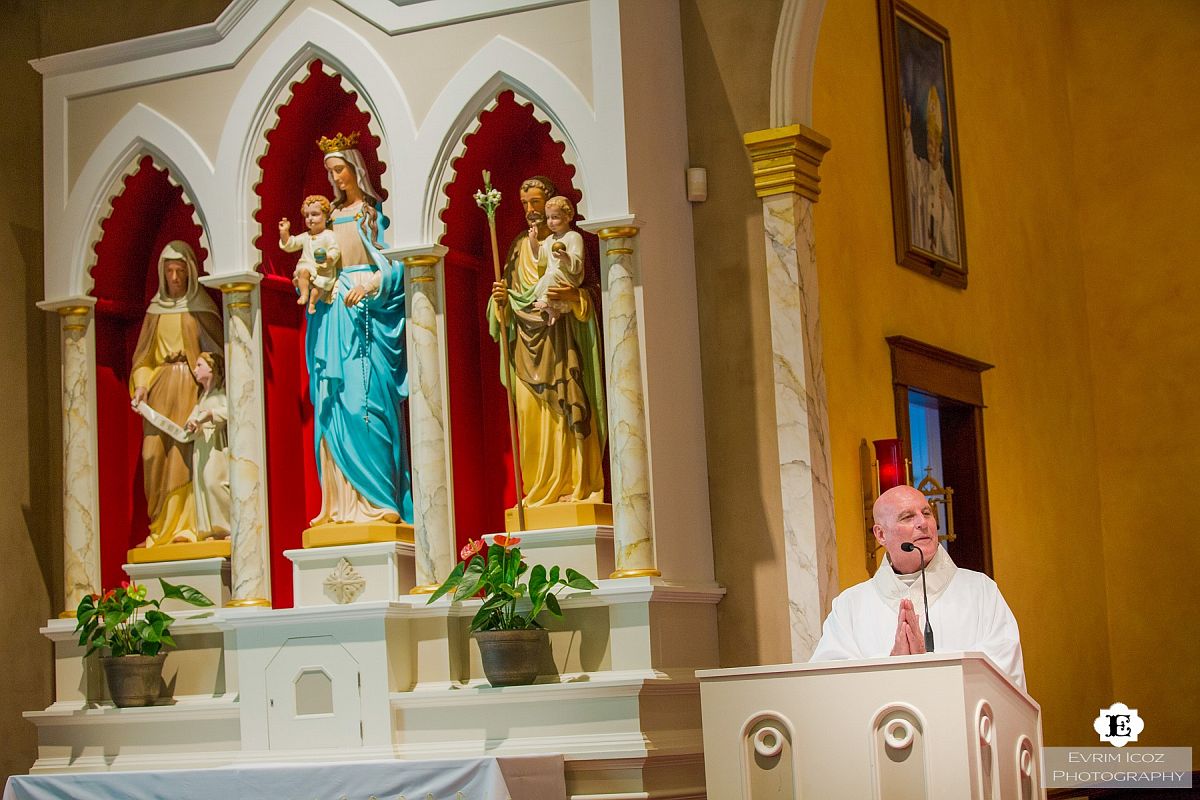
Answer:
[
  {"left": 872, "top": 485, "right": 928, "bottom": 526},
  {"left": 872, "top": 485, "right": 939, "bottom": 574}
]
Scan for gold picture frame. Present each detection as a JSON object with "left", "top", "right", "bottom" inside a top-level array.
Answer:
[{"left": 878, "top": 0, "right": 968, "bottom": 288}]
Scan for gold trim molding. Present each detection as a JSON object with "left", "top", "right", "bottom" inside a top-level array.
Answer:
[
  {"left": 408, "top": 584, "right": 440, "bottom": 595},
  {"left": 744, "top": 124, "right": 831, "bottom": 201},
  {"left": 610, "top": 567, "right": 662, "bottom": 579},
  {"left": 597, "top": 226, "right": 640, "bottom": 240},
  {"left": 220, "top": 282, "right": 257, "bottom": 294},
  {"left": 56, "top": 306, "right": 91, "bottom": 317},
  {"left": 606, "top": 247, "right": 634, "bottom": 256},
  {"left": 403, "top": 255, "right": 441, "bottom": 268},
  {"left": 225, "top": 597, "right": 272, "bottom": 608}
]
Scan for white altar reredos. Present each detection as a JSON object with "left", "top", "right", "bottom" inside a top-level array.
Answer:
[{"left": 30, "top": 1, "right": 718, "bottom": 797}]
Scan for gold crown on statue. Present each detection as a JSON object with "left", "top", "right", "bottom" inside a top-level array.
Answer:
[{"left": 317, "top": 131, "right": 360, "bottom": 154}]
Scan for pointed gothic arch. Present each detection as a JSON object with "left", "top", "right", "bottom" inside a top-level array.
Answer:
[{"left": 64, "top": 104, "right": 214, "bottom": 298}]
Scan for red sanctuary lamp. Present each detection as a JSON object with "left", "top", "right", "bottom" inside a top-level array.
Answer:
[{"left": 872, "top": 438, "right": 906, "bottom": 493}]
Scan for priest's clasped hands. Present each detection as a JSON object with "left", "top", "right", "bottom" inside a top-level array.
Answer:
[{"left": 890, "top": 598, "right": 927, "bottom": 656}]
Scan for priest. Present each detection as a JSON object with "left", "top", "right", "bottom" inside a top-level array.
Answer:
[{"left": 810, "top": 484, "right": 1026, "bottom": 689}]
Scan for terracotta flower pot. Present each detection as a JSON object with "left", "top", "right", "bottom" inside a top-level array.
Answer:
[
  {"left": 473, "top": 629, "right": 549, "bottom": 687},
  {"left": 101, "top": 654, "right": 166, "bottom": 707}
]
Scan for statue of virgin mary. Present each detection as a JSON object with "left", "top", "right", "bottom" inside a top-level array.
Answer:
[{"left": 305, "top": 133, "right": 411, "bottom": 527}]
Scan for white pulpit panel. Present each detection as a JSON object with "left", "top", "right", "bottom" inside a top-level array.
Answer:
[{"left": 697, "top": 652, "right": 1045, "bottom": 800}]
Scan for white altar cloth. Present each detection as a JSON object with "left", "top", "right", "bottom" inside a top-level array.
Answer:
[{"left": 3, "top": 755, "right": 565, "bottom": 800}]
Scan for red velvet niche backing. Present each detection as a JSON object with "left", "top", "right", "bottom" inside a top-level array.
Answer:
[
  {"left": 440, "top": 90, "right": 606, "bottom": 553},
  {"left": 255, "top": 61, "right": 388, "bottom": 608}
]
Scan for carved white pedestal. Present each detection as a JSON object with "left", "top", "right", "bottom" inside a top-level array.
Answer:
[
  {"left": 124, "top": 557, "right": 232, "bottom": 610},
  {"left": 484, "top": 526, "right": 615, "bottom": 580},
  {"left": 284, "top": 542, "right": 416, "bottom": 607}
]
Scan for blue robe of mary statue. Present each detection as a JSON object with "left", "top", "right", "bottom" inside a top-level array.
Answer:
[{"left": 304, "top": 204, "right": 412, "bottom": 525}]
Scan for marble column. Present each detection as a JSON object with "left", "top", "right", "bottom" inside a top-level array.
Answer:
[
  {"left": 596, "top": 226, "right": 659, "bottom": 579},
  {"left": 401, "top": 248, "right": 455, "bottom": 593},
  {"left": 210, "top": 276, "right": 272, "bottom": 607},
  {"left": 744, "top": 124, "right": 838, "bottom": 661},
  {"left": 55, "top": 303, "right": 100, "bottom": 613}
]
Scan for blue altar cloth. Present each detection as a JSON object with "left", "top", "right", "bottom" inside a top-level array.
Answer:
[{"left": 3, "top": 754, "right": 565, "bottom": 800}]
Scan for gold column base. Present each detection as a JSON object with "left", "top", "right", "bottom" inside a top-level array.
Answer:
[
  {"left": 58, "top": 610, "right": 77, "bottom": 619},
  {"left": 609, "top": 568, "right": 662, "bottom": 579},
  {"left": 225, "top": 597, "right": 272, "bottom": 608},
  {"left": 408, "top": 584, "right": 440, "bottom": 595}
]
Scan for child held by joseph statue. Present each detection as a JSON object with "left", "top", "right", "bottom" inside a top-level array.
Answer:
[
  {"left": 279, "top": 194, "right": 341, "bottom": 313},
  {"left": 530, "top": 195, "right": 585, "bottom": 326}
]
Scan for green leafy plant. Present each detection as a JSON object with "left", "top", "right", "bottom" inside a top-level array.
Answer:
[
  {"left": 427, "top": 535, "right": 598, "bottom": 631},
  {"left": 75, "top": 579, "right": 214, "bottom": 657}
]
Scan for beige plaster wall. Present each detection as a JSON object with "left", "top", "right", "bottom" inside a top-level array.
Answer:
[
  {"left": 2, "top": 1, "right": 55, "bottom": 783},
  {"left": 680, "top": 0, "right": 792, "bottom": 669},
  {"left": 0, "top": 1, "right": 230, "bottom": 782},
  {"left": 1067, "top": 0, "right": 1200, "bottom": 749}
]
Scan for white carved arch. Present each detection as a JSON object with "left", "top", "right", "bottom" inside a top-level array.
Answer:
[
  {"left": 63, "top": 104, "right": 214, "bottom": 299},
  {"left": 410, "top": 35, "right": 605, "bottom": 245},
  {"left": 214, "top": 7, "right": 418, "bottom": 275},
  {"left": 771, "top": 0, "right": 826, "bottom": 126}
]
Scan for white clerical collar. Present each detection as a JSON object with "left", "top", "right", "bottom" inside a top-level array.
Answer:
[{"left": 872, "top": 546, "right": 957, "bottom": 609}]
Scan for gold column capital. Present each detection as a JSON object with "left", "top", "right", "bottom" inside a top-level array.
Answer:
[
  {"left": 219, "top": 282, "right": 257, "bottom": 294},
  {"left": 744, "top": 123, "right": 831, "bottom": 202},
  {"left": 596, "top": 226, "right": 641, "bottom": 241},
  {"left": 56, "top": 306, "right": 91, "bottom": 317},
  {"left": 404, "top": 254, "right": 440, "bottom": 282}
]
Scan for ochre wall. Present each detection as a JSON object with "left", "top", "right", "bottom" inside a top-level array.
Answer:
[
  {"left": 813, "top": 0, "right": 1200, "bottom": 748},
  {"left": 811, "top": 0, "right": 1115, "bottom": 746},
  {"left": 1067, "top": 0, "right": 1200, "bottom": 749}
]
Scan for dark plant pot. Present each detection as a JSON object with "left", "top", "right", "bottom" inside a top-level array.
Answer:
[
  {"left": 101, "top": 654, "right": 166, "bottom": 707},
  {"left": 473, "top": 629, "right": 549, "bottom": 687}
]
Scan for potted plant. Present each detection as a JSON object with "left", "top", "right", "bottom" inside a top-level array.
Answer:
[
  {"left": 74, "top": 579, "right": 214, "bottom": 707},
  {"left": 428, "top": 535, "right": 598, "bottom": 686}
]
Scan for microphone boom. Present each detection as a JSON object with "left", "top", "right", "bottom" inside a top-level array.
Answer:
[{"left": 901, "top": 542, "right": 935, "bottom": 652}]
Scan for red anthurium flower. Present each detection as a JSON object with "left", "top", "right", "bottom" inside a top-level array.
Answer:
[
  {"left": 120, "top": 580, "right": 130, "bottom": 589},
  {"left": 492, "top": 534, "right": 521, "bottom": 549},
  {"left": 102, "top": 589, "right": 115, "bottom": 601},
  {"left": 460, "top": 539, "right": 483, "bottom": 561}
]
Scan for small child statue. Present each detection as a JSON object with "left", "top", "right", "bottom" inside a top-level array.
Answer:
[
  {"left": 183, "top": 351, "right": 230, "bottom": 541},
  {"left": 279, "top": 195, "right": 341, "bottom": 314},
  {"left": 530, "top": 195, "right": 584, "bottom": 325}
]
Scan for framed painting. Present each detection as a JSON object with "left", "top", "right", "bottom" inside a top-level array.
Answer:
[{"left": 878, "top": 0, "right": 968, "bottom": 288}]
